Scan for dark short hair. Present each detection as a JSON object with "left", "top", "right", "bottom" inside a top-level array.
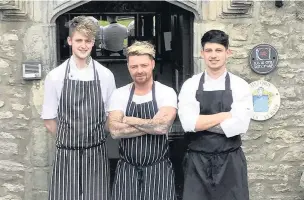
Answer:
[{"left": 201, "top": 30, "right": 229, "bottom": 49}]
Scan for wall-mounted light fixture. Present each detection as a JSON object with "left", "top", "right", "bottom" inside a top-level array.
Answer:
[{"left": 275, "top": 0, "right": 283, "bottom": 8}]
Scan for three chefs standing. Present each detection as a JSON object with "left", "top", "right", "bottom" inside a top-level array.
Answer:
[{"left": 42, "top": 15, "right": 252, "bottom": 200}]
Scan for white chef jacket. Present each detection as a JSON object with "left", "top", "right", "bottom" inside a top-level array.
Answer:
[
  {"left": 41, "top": 56, "right": 116, "bottom": 119},
  {"left": 178, "top": 70, "right": 253, "bottom": 138}
]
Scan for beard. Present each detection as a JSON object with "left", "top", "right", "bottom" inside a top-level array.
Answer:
[{"left": 133, "top": 74, "right": 152, "bottom": 84}]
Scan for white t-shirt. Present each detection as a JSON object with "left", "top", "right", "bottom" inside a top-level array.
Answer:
[
  {"left": 41, "top": 56, "right": 116, "bottom": 119},
  {"left": 108, "top": 81, "right": 177, "bottom": 114}
]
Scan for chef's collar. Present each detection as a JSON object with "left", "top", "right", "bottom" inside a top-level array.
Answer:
[{"left": 205, "top": 69, "right": 227, "bottom": 82}]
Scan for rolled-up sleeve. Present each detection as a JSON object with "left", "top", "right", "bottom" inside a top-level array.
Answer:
[
  {"left": 178, "top": 78, "right": 200, "bottom": 132},
  {"left": 220, "top": 81, "right": 253, "bottom": 137},
  {"left": 41, "top": 74, "right": 58, "bottom": 119}
]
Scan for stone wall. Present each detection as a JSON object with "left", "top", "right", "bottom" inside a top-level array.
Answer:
[
  {"left": 0, "top": 6, "right": 52, "bottom": 200},
  {"left": 201, "top": 1, "right": 304, "bottom": 199}
]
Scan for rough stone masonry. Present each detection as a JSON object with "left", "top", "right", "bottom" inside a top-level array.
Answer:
[
  {"left": 200, "top": 1, "right": 304, "bottom": 199},
  {"left": 0, "top": 1, "right": 303, "bottom": 200}
]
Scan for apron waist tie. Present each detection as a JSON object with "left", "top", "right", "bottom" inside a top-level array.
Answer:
[
  {"left": 207, "top": 156, "right": 216, "bottom": 187},
  {"left": 187, "top": 146, "right": 240, "bottom": 155},
  {"left": 79, "top": 149, "right": 84, "bottom": 195},
  {"left": 56, "top": 141, "right": 105, "bottom": 150},
  {"left": 120, "top": 157, "right": 168, "bottom": 187}
]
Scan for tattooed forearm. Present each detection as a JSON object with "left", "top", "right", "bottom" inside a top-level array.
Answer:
[
  {"left": 108, "top": 111, "right": 147, "bottom": 139},
  {"left": 124, "top": 107, "right": 176, "bottom": 135},
  {"left": 108, "top": 120, "right": 147, "bottom": 139},
  {"left": 125, "top": 117, "right": 171, "bottom": 135},
  {"left": 207, "top": 125, "right": 225, "bottom": 134}
]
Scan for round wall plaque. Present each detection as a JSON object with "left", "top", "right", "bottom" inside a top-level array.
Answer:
[
  {"left": 249, "top": 44, "right": 278, "bottom": 74},
  {"left": 250, "top": 80, "right": 280, "bottom": 121}
]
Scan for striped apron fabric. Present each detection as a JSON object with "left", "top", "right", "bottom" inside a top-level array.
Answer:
[
  {"left": 111, "top": 83, "right": 176, "bottom": 200},
  {"left": 48, "top": 59, "right": 110, "bottom": 200}
]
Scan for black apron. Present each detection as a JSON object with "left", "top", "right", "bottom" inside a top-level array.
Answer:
[
  {"left": 111, "top": 83, "right": 176, "bottom": 200},
  {"left": 182, "top": 73, "right": 249, "bottom": 200},
  {"left": 48, "top": 59, "right": 110, "bottom": 200}
]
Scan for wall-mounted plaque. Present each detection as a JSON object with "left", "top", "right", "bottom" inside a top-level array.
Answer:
[
  {"left": 249, "top": 44, "right": 278, "bottom": 75},
  {"left": 250, "top": 80, "right": 280, "bottom": 121}
]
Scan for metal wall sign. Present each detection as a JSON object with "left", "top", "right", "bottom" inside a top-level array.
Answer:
[
  {"left": 250, "top": 80, "right": 280, "bottom": 121},
  {"left": 249, "top": 44, "right": 278, "bottom": 75}
]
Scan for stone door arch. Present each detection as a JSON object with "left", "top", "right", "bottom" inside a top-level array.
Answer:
[
  {"left": 46, "top": 0, "right": 203, "bottom": 72},
  {"left": 49, "top": 0, "right": 202, "bottom": 24}
]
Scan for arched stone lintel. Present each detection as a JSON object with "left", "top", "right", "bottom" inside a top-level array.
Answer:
[
  {"left": 166, "top": 0, "right": 202, "bottom": 21},
  {"left": 50, "top": 0, "right": 88, "bottom": 23},
  {"left": 49, "top": 0, "right": 202, "bottom": 23}
]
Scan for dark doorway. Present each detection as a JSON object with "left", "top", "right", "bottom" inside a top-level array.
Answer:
[{"left": 56, "top": 1, "right": 194, "bottom": 199}]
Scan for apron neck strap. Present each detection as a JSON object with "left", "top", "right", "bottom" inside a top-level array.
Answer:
[
  {"left": 127, "top": 82, "right": 157, "bottom": 106},
  {"left": 198, "top": 72, "right": 205, "bottom": 91},
  {"left": 92, "top": 60, "right": 99, "bottom": 81},
  {"left": 152, "top": 82, "right": 158, "bottom": 108},
  {"left": 64, "top": 58, "right": 71, "bottom": 79},
  {"left": 198, "top": 72, "right": 231, "bottom": 91},
  {"left": 225, "top": 73, "right": 231, "bottom": 90}
]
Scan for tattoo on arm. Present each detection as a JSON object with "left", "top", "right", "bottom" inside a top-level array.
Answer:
[
  {"left": 125, "top": 107, "right": 177, "bottom": 135},
  {"left": 108, "top": 111, "right": 147, "bottom": 139}
]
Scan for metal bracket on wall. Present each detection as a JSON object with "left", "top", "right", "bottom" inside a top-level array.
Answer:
[{"left": 22, "top": 62, "right": 42, "bottom": 80}]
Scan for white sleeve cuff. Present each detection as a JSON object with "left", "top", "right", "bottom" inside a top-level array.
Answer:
[
  {"left": 220, "top": 118, "right": 238, "bottom": 138},
  {"left": 179, "top": 113, "right": 199, "bottom": 132},
  {"left": 41, "top": 112, "right": 57, "bottom": 120},
  {"left": 220, "top": 116, "right": 250, "bottom": 138}
]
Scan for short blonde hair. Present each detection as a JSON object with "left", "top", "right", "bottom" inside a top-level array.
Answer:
[
  {"left": 68, "top": 16, "right": 98, "bottom": 39},
  {"left": 126, "top": 41, "right": 155, "bottom": 60}
]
